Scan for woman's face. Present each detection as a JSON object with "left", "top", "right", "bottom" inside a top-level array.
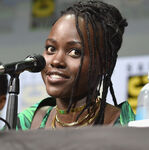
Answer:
[{"left": 41, "top": 14, "right": 99, "bottom": 100}]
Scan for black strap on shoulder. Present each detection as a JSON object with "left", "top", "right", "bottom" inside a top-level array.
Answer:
[
  {"left": 31, "top": 97, "right": 56, "bottom": 129},
  {"left": 37, "top": 97, "right": 56, "bottom": 109}
]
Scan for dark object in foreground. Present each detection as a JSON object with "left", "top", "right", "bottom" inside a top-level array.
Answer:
[{"left": 0, "top": 126, "right": 148, "bottom": 150}]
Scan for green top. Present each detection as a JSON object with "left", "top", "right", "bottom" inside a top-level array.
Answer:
[{"left": 16, "top": 97, "right": 135, "bottom": 130}]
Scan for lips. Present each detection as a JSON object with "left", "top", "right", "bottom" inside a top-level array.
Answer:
[
  {"left": 50, "top": 74, "right": 65, "bottom": 79},
  {"left": 46, "top": 70, "right": 69, "bottom": 83}
]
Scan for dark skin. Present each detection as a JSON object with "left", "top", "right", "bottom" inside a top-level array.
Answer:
[{"left": 41, "top": 14, "right": 100, "bottom": 127}]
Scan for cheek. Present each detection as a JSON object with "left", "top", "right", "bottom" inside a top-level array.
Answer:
[
  {"left": 77, "top": 58, "right": 89, "bottom": 85},
  {"left": 81, "top": 56, "right": 89, "bottom": 75},
  {"left": 42, "top": 52, "right": 50, "bottom": 65},
  {"left": 41, "top": 53, "right": 52, "bottom": 74},
  {"left": 41, "top": 53, "right": 49, "bottom": 83},
  {"left": 66, "top": 58, "right": 81, "bottom": 75}
]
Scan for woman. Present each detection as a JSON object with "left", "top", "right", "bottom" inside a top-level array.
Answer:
[{"left": 17, "top": 0, "right": 135, "bottom": 130}]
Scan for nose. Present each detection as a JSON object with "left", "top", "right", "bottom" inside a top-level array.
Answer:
[{"left": 50, "top": 50, "right": 66, "bottom": 69}]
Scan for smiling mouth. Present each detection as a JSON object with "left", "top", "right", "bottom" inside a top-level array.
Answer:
[
  {"left": 46, "top": 71, "right": 70, "bottom": 83},
  {"left": 50, "top": 74, "right": 67, "bottom": 79},
  {"left": 50, "top": 74, "right": 64, "bottom": 79}
]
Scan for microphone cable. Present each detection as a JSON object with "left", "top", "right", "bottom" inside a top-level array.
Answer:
[{"left": 0, "top": 117, "right": 11, "bottom": 130}]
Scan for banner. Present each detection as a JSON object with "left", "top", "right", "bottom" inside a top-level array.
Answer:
[
  {"left": 127, "top": 74, "right": 148, "bottom": 113},
  {"left": 109, "top": 55, "right": 149, "bottom": 113},
  {"left": 31, "top": 0, "right": 55, "bottom": 29}
]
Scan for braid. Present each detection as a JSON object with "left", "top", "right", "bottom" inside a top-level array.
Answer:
[
  {"left": 61, "top": 0, "right": 127, "bottom": 124},
  {"left": 84, "top": 14, "right": 95, "bottom": 112}
]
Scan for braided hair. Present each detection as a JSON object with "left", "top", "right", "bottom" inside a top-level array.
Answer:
[{"left": 61, "top": 0, "right": 127, "bottom": 125}]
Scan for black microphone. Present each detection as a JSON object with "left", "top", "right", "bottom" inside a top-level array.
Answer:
[{"left": 0, "top": 54, "right": 46, "bottom": 75}]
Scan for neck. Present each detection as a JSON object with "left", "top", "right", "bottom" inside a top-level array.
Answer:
[
  {"left": 54, "top": 96, "right": 100, "bottom": 128},
  {"left": 56, "top": 96, "right": 87, "bottom": 111}
]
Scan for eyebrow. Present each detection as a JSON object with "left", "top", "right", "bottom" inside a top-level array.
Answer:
[
  {"left": 67, "top": 41, "right": 82, "bottom": 46},
  {"left": 46, "top": 38, "right": 56, "bottom": 44},
  {"left": 46, "top": 38, "right": 82, "bottom": 46}
]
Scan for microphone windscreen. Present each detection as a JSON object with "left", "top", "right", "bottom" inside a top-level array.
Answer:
[{"left": 30, "top": 55, "right": 46, "bottom": 73}]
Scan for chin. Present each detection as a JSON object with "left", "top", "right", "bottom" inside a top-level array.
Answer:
[{"left": 46, "top": 87, "right": 69, "bottom": 99}]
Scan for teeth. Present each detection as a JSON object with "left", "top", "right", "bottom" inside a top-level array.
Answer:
[{"left": 50, "top": 74, "right": 63, "bottom": 79}]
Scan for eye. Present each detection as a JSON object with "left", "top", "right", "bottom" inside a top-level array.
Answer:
[
  {"left": 69, "top": 49, "right": 81, "bottom": 58},
  {"left": 45, "top": 45, "right": 56, "bottom": 54}
]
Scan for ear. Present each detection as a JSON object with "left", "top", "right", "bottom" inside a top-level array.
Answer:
[{"left": 0, "top": 95, "right": 6, "bottom": 110}]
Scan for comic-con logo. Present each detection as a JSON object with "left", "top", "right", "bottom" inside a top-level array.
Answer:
[
  {"left": 127, "top": 75, "right": 148, "bottom": 113},
  {"left": 32, "top": 0, "right": 54, "bottom": 18}
]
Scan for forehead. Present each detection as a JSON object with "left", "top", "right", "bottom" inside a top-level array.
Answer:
[{"left": 49, "top": 14, "right": 91, "bottom": 41}]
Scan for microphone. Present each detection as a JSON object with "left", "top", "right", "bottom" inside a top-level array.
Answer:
[{"left": 0, "top": 54, "right": 46, "bottom": 75}]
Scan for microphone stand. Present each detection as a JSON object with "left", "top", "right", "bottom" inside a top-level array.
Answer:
[
  {"left": 3, "top": 55, "right": 45, "bottom": 130},
  {"left": 5, "top": 73, "right": 20, "bottom": 130}
]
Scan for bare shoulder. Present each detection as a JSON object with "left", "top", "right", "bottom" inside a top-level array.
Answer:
[{"left": 104, "top": 103, "right": 121, "bottom": 125}]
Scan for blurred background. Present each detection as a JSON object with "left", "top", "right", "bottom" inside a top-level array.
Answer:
[
  {"left": 0, "top": 0, "right": 149, "bottom": 126},
  {"left": 0, "top": 0, "right": 149, "bottom": 63}
]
